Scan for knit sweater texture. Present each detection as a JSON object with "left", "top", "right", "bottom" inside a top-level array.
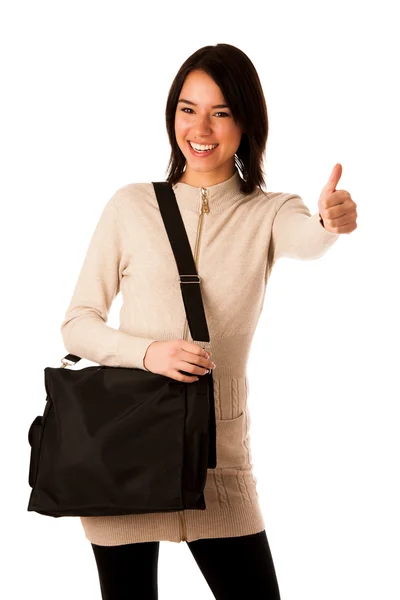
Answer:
[{"left": 60, "top": 169, "right": 340, "bottom": 546}]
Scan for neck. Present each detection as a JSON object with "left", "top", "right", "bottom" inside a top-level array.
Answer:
[
  {"left": 178, "top": 165, "right": 237, "bottom": 188},
  {"left": 172, "top": 168, "right": 243, "bottom": 213}
]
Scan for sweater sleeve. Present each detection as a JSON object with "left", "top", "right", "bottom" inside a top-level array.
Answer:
[
  {"left": 269, "top": 194, "right": 340, "bottom": 266},
  {"left": 60, "top": 195, "right": 157, "bottom": 369}
]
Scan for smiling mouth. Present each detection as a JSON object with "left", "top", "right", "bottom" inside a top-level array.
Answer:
[
  {"left": 188, "top": 141, "right": 219, "bottom": 146},
  {"left": 187, "top": 141, "right": 219, "bottom": 155}
]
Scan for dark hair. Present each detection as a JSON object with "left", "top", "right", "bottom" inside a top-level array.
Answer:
[{"left": 165, "top": 44, "right": 269, "bottom": 195}]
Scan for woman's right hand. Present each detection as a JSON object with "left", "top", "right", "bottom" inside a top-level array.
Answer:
[{"left": 143, "top": 339, "right": 215, "bottom": 383}]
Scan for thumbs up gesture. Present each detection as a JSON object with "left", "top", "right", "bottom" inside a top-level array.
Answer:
[{"left": 318, "top": 164, "right": 357, "bottom": 234}]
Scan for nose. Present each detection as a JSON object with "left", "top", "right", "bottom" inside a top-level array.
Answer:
[{"left": 192, "top": 115, "right": 213, "bottom": 137}]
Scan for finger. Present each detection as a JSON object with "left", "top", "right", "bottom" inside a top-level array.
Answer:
[
  {"left": 327, "top": 203, "right": 348, "bottom": 219},
  {"left": 329, "top": 222, "right": 357, "bottom": 234},
  {"left": 181, "top": 340, "right": 210, "bottom": 359},
  {"left": 326, "top": 196, "right": 355, "bottom": 219},
  {"left": 173, "top": 369, "right": 200, "bottom": 383},
  {"left": 323, "top": 163, "right": 342, "bottom": 195},
  {"left": 180, "top": 350, "right": 213, "bottom": 369},
  {"left": 321, "top": 189, "right": 348, "bottom": 211},
  {"left": 177, "top": 361, "right": 210, "bottom": 377}
]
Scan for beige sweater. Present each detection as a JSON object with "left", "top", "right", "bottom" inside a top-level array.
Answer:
[{"left": 60, "top": 169, "right": 340, "bottom": 546}]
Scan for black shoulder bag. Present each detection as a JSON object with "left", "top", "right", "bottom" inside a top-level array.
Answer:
[{"left": 27, "top": 181, "right": 217, "bottom": 517}]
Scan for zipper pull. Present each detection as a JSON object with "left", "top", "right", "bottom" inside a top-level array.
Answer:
[{"left": 200, "top": 188, "right": 210, "bottom": 213}]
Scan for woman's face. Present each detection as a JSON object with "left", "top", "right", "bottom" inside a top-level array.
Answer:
[{"left": 174, "top": 70, "right": 243, "bottom": 186}]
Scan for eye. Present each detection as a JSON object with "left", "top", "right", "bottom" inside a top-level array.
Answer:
[{"left": 180, "top": 108, "right": 230, "bottom": 117}]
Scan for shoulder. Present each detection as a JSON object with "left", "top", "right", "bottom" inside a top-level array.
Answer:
[
  {"left": 112, "top": 182, "right": 154, "bottom": 206},
  {"left": 246, "top": 187, "right": 300, "bottom": 214},
  {"left": 260, "top": 191, "right": 304, "bottom": 214},
  {"left": 259, "top": 190, "right": 301, "bottom": 203},
  {"left": 248, "top": 187, "right": 298, "bottom": 203},
  {"left": 109, "top": 182, "right": 157, "bottom": 212}
]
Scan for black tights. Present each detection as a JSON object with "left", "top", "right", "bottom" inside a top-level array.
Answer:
[{"left": 91, "top": 530, "right": 281, "bottom": 599}]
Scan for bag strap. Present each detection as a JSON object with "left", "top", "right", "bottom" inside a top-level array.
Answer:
[
  {"left": 62, "top": 181, "right": 210, "bottom": 366},
  {"left": 153, "top": 181, "right": 210, "bottom": 344}
]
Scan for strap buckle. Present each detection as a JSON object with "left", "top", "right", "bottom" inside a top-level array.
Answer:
[
  {"left": 60, "top": 358, "right": 74, "bottom": 368},
  {"left": 179, "top": 275, "right": 201, "bottom": 283}
]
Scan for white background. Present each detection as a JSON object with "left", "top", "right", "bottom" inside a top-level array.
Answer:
[{"left": 1, "top": 0, "right": 399, "bottom": 598}]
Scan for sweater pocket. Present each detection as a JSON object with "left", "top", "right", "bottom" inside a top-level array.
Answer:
[{"left": 215, "top": 411, "right": 247, "bottom": 469}]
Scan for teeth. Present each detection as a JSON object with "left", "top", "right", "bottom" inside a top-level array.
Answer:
[{"left": 189, "top": 142, "right": 218, "bottom": 151}]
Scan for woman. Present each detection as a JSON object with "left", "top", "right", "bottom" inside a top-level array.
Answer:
[{"left": 61, "top": 43, "right": 356, "bottom": 599}]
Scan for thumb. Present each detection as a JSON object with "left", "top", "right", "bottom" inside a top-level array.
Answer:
[{"left": 323, "top": 163, "right": 342, "bottom": 195}]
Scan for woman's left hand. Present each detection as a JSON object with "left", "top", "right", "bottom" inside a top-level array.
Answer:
[{"left": 318, "top": 163, "right": 358, "bottom": 234}]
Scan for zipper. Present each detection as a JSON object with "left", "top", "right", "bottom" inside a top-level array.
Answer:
[{"left": 179, "top": 186, "right": 210, "bottom": 542}]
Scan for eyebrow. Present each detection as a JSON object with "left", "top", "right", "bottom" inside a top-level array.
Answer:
[{"left": 177, "top": 99, "right": 230, "bottom": 109}]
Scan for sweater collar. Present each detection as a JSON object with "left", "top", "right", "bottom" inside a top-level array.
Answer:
[{"left": 171, "top": 169, "right": 243, "bottom": 213}]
